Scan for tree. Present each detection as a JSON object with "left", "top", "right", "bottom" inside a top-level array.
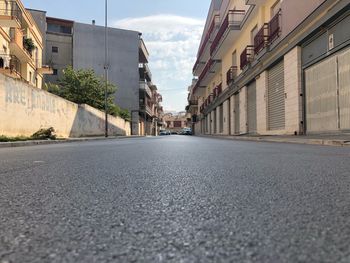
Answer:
[{"left": 45, "top": 67, "right": 130, "bottom": 120}]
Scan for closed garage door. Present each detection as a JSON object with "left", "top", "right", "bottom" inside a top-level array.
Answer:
[
  {"left": 338, "top": 48, "right": 350, "bottom": 130},
  {"left": 305, "top": 46, "right": 350, "bottom": 133},
  {"left": 247, "top": 81, "right": 257, "bottom": 133},
  {"left": 305, "top": 56, "right": 338, "bottom": 132},
  {"left": 268, "top": 61, "right": 285, "bottom": 130},
  {"left": 234, "top": 93, "right": 240, "bottom": 134}
]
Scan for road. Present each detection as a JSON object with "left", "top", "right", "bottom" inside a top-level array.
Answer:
[{"left": 1, "top": 136, "right": 350, "bottom": 263}]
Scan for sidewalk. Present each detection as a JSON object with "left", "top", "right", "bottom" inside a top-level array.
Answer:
[
  {"left": 0, "top": 136, "right": 145, "bottom": 148},
  {"left": 200, "top": 134, "right": 350, "bottom": 147}
]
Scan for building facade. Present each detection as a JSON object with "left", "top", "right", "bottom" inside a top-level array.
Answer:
[
  {"left": 29, "top": 11, "right": 163, "bottom": 136},
  {"left": 187, "top": 0, "right": 350, "bottom": 136},
  {"left": 163, "top": 112, "right": 188, "bottom": 133},
  {"left": 0, "top": 0, "right": 51, "bottom": 89}
]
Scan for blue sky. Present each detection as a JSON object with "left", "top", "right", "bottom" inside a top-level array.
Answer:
[{"left": 23, "top": 0, "right": 211, "bottom": 112}]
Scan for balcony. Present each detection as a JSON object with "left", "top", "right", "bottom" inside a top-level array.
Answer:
[
  {"left": 254, "top": 23, "right": 269, "bottom": 55},
  {"left": 139, "top": 81, "right": 152, "bottom": 98},
  {"left": 139, "top": 38, "right": 149, "bottom": 63},
  {"left": 210, "top": 10, "right": 246, "bottom": 59},
  {"left": 139, "top": 63, "right": 152, "bottom": 82},
  {"left": 213, "top": 83, "right": 222, "bottom": 100},
  {"left": 0, "top": 1, "right": 22, "bottom": 28},
  {"left": 268, "top": 10, "right": 281, "bottom": 44},
  {"left": 193, "top": 15, "right": 220, "bottom": 76},
  {"left": 198, "top": 59, "right": 221, "bottom": 88},
  {"left": 189, "top": 99, "right": 198, "bottom": 106},
  {"left": 9, "top": 28, "right": 33, "bottom": 63},
  {"left": 226, "top": 66, "right": 238, "bottom": 86},
  {"left": 240, "top": 45, "right": 254, "bottom": 70},
  {"left": 37, "top": 65, "right": 53, "bottom": 75},
  {"left": 0, "top": 55, "right": 21, "bottom": 79}
]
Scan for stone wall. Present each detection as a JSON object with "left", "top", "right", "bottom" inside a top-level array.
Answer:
[{"left": 0, "top": 74, "right": 131, "bottom": 137}]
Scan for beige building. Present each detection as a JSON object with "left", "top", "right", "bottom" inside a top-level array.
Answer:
[
  {"left": 163, "top": 112, "right": 188, "bottom": 133},
  {"left": 0, "top": 0, "right": 51, "bottom": 88},
  {"left": 187, "top": 0, "right": 350, "bottom": 136}
]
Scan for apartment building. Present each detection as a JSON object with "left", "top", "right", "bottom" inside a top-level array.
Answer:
[
  {"left": 163, "top": 112, "right": 188, "bottom": 133},
  {"left": 139, "top": 81, "right": 164, "bottom": 135},
  {"left": 28, "top": 10, "right": 164, "bottom": 136},
  {"left": 187, "top": 0, "right": 350, "bottom": 136},
  {"left": 0, "top": 0, "right": 51, "bottom": 88}
]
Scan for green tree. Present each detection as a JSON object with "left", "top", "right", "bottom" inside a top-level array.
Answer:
[{"left": 46, "top": 67, "right": 131, "bottom": 120}]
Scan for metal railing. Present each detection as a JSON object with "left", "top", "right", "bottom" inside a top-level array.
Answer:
[
  {"left": 189, "top": 99, "right": 198, "bottom": 106},
  {"left": 268, "top": 10, "right": 281, "bottom": 43},
  {"left": 210, "top": 10, "right": 245, "bottom": 55},
  {"left": 0, "top": 1, "right": 23, "bottom": 26},
  {"left": 240, "top": 45, "right": 254, "bottom": 70},
  {"left": 198, "top": 59, "right": 213, "bottom": 83},
  {"left": 226, "top": 66, "right": 238, "bottom": 85},
  {"left": 254, "top": 23, "right": 269, "bottom": 54}
]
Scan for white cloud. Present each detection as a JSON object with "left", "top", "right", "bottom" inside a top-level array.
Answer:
[{"left": 113, "top": 14, "right": 204, "bottom": 112}]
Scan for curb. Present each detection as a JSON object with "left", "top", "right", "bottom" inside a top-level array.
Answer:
[
  {"left": 0, "top": 136, "right": 146, "bottom": 149},
  {"left": 199, "top": 135, "right": 350, "bottom": 147}
]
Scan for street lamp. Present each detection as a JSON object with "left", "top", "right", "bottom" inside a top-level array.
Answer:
[{"left": 104, "top": 0, "right": 109, "bottom": 137}]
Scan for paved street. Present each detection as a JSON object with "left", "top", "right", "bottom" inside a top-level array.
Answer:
[{"left": 1, "top": 136, "right": 350, "bottom": 263}]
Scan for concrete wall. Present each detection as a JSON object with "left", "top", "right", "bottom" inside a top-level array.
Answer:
[
  {"left": 223, "top": 99, "right": 230, "bottom": 135},
  {"left": 73, "top": 23, "right": 139, "bottom": 112},
  {"left": 256, "top": 71, "right": 267, "bottom": 134},
  {"left": 284, "top": 47, "right": 302, "bottom": 134},
  {"left": 0, "top": 74, "right": 130, "bottom": 137},
  {"left": 46, "top": 33, "right": 73, "bottom": 83},
  {"left": 239, "top": 86, "right": 248, "bottom": 134},
  {"left": 281, "top": 0, "right": 326, "bottom": 39}
]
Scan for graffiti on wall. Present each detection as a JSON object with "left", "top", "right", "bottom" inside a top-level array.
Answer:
[{"left": 5, "top": 83, "right": 56, "bottom": 113}]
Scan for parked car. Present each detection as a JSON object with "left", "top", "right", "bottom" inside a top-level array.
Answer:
[
  {"left": 159, "top": 130, "right": 168, "bottom": 136},
  {"left": 180, "top": 128, "right": 192, "bottom": 135},
  {"left": 166, "top": 130, "right": 171, "bottom": 135},
  {"left": 171, "top": 131, "right": 178, "bottom": 135}
]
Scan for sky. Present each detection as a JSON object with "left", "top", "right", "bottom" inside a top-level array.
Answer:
[{"left": 22, "top": 0, "right": 211, "bottom": 112}]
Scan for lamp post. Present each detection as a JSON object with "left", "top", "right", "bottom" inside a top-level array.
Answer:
[{"left": 104, "top": 0, "right": 109, "bottom": 137}]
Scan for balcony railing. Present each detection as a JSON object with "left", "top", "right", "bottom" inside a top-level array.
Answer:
[
  {"left": 198, "top": 59, "right": 213, "bottom": 83},
  {"left": 226, "top": 66, "right": 238, "bottom": 85},
  {"left": 254, "top": 23, "right": 269, "bottom": 54},
  {"left": 189, "top": 99, "right": 198, "bottom": 106},
  {"left": 240, "top": 45, "right": 254, "bottom": 70},
  {"left": 210, "top": 10, "right": 245, "bottom": 56},
  {"left": 0, "top": 0, "right": 23, "bottom": 27},
  {"left": 193, "top": 15, "right": 219, "bottom": 73},
  {"left": 213, "top": 83, "right": 222, "bottom": 99},
  {"left": 0, "top": 55, "right": 22, "bottom": 79},
  {"left": 268, "top": 10, "right": 281, "bottom": 43}
]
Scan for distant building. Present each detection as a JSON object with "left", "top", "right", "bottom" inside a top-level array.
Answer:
[
  {"left": 163, "top": 112, "right": 188, "bottom": 133},
  {"left": 0, "top": 0, "right": 52, "bottom": 89},
  {"left": 29, "top": 10, "right": 164, "bottom": 136}
]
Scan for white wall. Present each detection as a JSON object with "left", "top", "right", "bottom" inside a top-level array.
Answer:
[{"left": 0, "top": 74, "right": 131, "bottom": 137}]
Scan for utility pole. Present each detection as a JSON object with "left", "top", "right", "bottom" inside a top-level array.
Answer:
[{"left": 104, "top": 0, "right": 109, "bottom": 137}]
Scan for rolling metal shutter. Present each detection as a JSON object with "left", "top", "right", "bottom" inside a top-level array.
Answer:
[
  {"left": 338, "top": 48, "right": 350, "bottom": 130},
  {"left": 305, "top": 56, "right": 338, "bottom": 132},
  {"left": 234, "top": 93, "right": 240, "bottom": 134},
  {"left": 247, "top": 81, "right": 257, "bottom": 133},
  {"left": 268, "top": 61, "right": 285, "bottom": 130}
]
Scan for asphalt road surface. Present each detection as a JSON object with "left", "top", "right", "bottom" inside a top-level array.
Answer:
[{"left": 1, "top": 136, "right": 350, "bottom": 263}]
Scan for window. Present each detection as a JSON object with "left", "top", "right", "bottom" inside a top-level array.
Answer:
[
  {"left": 52, "top": 46, "right": 58, "bottom": 53},
  {"left": 29, "top": 72, "right": 32, "bottom": 83},
  {"left": 174, "top": 121, "right": 182, "bottom": 128},
  {"left": 53, "top": 69, "right": 58, "bottom": 75}
]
